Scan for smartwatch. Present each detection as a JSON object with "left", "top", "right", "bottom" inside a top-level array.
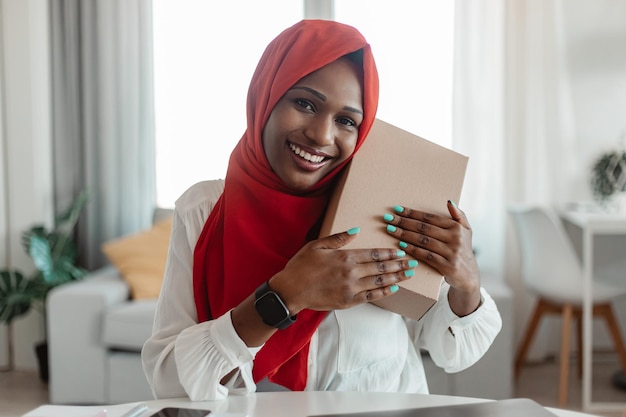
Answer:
[{"left": 254, "top": 281, "right": 297, "bottom": 329}]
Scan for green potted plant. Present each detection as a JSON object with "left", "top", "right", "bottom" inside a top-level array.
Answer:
[
  {"left": 590, "top": 149, "right": 626, "bottom": 206},
  {"left": 0, "top": 190, "right": 88, "bottom": 380}
]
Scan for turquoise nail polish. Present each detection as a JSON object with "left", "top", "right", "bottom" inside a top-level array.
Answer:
[
  {"left": 399, "top": 241, "right": 408, "bottom": 249},
  {"left": 448, "top": 200, "right": 458, "bottom": 208},
  {"left": 347, "top": 227, "right": 360, "bottom": 236},
  {"left": 404, "top": 269, "right": 415, "bottom": 278},
  {"left": 390, "top": 284, "right": 399, "bottom": 293},
  {"left": 396, "top": 250, "right": 406, "bottom": 257},
  {"left": 408, "top": 259, "right": 418, "bottom": 268},
  {"left": 383, "top": 213, "right": 394, "bottom": 222},
  {"left": 387, "top": 225, "right": 397, "bottom": 233},
  {"left": 394, "top": 205, "right": 404, "bottom": 213}
]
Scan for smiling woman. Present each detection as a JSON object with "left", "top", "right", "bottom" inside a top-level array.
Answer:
[{"left": 142, "top": 17, "right": 500, "bottom": 403}]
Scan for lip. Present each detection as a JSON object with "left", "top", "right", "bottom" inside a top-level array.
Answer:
[{"left": 288, "top": 141, "right": 332, "bottom": 171}]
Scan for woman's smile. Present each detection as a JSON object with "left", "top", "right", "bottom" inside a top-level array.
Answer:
[{"left": 288, "top": 141, "right": 331, "bottom": 169}]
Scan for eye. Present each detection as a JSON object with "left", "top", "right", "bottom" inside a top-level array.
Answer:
[
  {"left": 295, "top": 98, "right": 315, "bottom": 112},
  {"left": 336, "top": 116, "right": 357, "bottom": 127}
]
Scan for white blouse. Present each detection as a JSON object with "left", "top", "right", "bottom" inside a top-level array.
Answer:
[{"left": 141, "top": 180, "right": 503, "bottom": 401}]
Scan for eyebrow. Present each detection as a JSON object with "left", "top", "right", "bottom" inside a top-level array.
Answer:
[{"left": 290, "top": 86, "right": 363, "bottom": 115}]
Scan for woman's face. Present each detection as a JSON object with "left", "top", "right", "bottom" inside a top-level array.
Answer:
[{"left": 262, "top": 57, "right": 364, "bottom": 192}]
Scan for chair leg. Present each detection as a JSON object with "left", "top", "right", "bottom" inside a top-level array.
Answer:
[
  {"left": 597, "top": 303, "right": 626, "bottom": 373},
  {"left": 559, "top": 304, "right": 573, "bottom": 407},
  {"left": 575, "top": 310, "right": 582, "bottom": 379},
  {"left": 515, "top": 299, "right": 548, "bottom": 379}
]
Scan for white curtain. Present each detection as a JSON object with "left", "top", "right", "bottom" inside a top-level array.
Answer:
[
  {"left": 453, "top": 0, "right": 506, "bottom": 278},
  {"left": 50, "top": 0, "right": 156, "bottom": 269},
  {"left": 454, "top": 0, "right": 576, "bottom": 354}
]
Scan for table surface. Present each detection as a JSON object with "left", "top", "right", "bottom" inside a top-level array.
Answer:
[
  {"left": 24, "top": 392, "right": 607, "bottom": 417},
  {"left": 560, "top": 210, "right": 626, "bottom": 233},
  {"left": 62, "top": 391, "right": 604, "bottom": 417}
]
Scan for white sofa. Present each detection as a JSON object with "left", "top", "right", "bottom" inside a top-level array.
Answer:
[
  {"left": 48, "top": 266, "right": 157, "bottom": 404},
  {"left": 47, "top": 241, "right": 513, "bottom": 405},
  {"left": 47, "top": 207, "right": 174, "bottom": 405}
]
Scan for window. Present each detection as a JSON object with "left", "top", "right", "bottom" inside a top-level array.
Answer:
[
  {"left": 153, "top": 1, "right": 454, "bottom": 207},
  {"left": 152, "top": 1, "right": 302, "bottom": 206}
]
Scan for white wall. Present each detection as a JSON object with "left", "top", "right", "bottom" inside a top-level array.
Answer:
[
  {"left": 0, "top": 0, "right": 53, "bottom": 370},
  {"left": 566, "top": 0, "right": 626, "bottom": 195}
]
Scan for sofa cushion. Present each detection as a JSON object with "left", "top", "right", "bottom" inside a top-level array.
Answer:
[
  {"left": 102, "top": 300, "right": 157, "bottom": 351},
  {"left": 102, "top": 216, "right": 173, "bottom": 299}
]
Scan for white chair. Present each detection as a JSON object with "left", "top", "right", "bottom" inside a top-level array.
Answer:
[{"left": 508, "top": 205, "right": 626, "bottom": 407}]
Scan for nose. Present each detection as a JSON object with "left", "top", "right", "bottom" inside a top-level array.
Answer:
[{"left": 303, "top": 116, "right": 335, "bottom": 146}]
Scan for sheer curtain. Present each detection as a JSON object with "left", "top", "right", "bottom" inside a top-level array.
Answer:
[
  {"left": 334, "top": 0, "right": 454, "bottom": 147},
  {"left": 453, "top": 0, "right": 506, "bottom": 278},
  {"left": 50, "top": 0, "right": 156, "bottom": 269},
  {"left": 454, "top": 0, "right": 575, "bottom": 352}
]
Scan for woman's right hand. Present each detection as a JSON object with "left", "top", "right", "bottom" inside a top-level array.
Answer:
[{"left": 269, "top": 228, "right": 418, "bottom": 315}]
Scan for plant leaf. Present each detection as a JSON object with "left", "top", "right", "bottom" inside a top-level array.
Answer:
[
  {"left": 55, "top": 189, "right": 89, "bottom": 229},
  {"left": 0, "top": 270, "right": 34, "bottom": 324},
  {"left": 0, "top": 188, "right": 89, "bottom": 325},
  {"left": 28, "top": 235, "right": 54, "bottom": 280}
]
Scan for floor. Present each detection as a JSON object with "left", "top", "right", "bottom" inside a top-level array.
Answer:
[
  {"left": 0, "top": 357, "right": 625, "bottom": 417},
  {"left": 514, "top": 352, "right": 625, "bottom": 417},
  {"left": 0, "top": 369, "right": 48, "bottom": 417}
]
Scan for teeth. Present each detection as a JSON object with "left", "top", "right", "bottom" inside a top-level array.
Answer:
[{"left": 289, "top": 143, "right": 325, "bottom": 163}]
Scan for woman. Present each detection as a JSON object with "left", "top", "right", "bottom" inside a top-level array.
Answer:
[{"left": 142, "top": 19, "right": 501, "bottom": 401}]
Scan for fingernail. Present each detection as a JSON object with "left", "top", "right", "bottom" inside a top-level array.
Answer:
[
  {"left": 408, "top": 260, "right": 418, "bottom": 268},
  {"left": 347, "top": 227, "right": 360, "bottom": 236},
  {"left": 396, "top": 250, "right": 406, "bottom": 257},
  {"left": 394, "top": 205, "right": 404, "bottom": 213},
  {"left": 386, "top": 225, "right": 397, "bottom": 233},
  {"left": 383, "top": 213, "right": 394, "bottom": 222},
  {"left": 390, "top": 284, "right": 399, "bottom": 293},
  {"left": 399, "top": 241, "right": 408, "bottom": 249},
  {"left": 448, "top": 200, "right": 457, "bottom": 208},
  {"left": 404, "top": 269, "right": 415, "bottom": 278}
]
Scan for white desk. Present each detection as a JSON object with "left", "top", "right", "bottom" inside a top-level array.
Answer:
[
  {"left": 23, "top": 392, "right": 604, "bottom": 417},
  {"left": 560, "top": 211, "right": 626, "bottom": 413}
]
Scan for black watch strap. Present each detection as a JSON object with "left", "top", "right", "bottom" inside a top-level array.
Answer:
[{"left": 254, "top": 281, "right": 297, "bottom": 329}]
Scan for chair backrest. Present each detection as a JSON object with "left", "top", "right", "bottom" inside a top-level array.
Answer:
[{"left": 508, "top": 205, "right": 584, "bottom": 302}]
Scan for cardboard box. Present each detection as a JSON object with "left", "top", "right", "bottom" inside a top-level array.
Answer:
[{"left": 319, "top": 119, "right": 468, "bottom": 320}]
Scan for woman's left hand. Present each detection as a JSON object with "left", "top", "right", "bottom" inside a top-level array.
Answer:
[{"left": 384, "top": 201, "right": 481, "bottom": 316}]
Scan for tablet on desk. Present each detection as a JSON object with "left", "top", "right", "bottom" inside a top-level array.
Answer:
[
  {"left": 149, "top": 408, "right": 211, "bottom": 417},
  {"left": 309, "top": 398, "right": 558, "bottom": 417}
]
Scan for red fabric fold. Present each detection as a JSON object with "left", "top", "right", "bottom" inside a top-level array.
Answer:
[{"left": 193, "top": 19, "right": 379, "bottom": 391}]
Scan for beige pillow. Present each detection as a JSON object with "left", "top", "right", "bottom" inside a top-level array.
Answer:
[{"left": 102, "top": 216, "right": 173, "bottom": 299}]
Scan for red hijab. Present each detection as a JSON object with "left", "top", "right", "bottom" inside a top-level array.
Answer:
[{"left": 193, "top": 19, "right": 379, "bottom": 391}]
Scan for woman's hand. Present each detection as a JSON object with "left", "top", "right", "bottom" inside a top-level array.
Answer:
[
  {"left": 269, "top": 228, "right": 417, "bottom": 315},
  {"left": 383, "top": 201, "right": 481, "bottom": 317},
  {"left": 231, "top": 228, "right": 416, "bottom": 348}
]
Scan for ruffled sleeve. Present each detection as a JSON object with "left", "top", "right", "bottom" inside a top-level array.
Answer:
[
  {"left": 142, "top": 180, "right": 261, "bottom": 401},
  {"left": 174, "top": 311, "right": 261, "bottom": 400},
  {"left": 409, "top": 282, "right": 502, "bottom": 373}
]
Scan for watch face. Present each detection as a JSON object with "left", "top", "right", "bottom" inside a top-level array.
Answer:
[{"left": 256, "top": 292, "right": 288, "bottom": 325}]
